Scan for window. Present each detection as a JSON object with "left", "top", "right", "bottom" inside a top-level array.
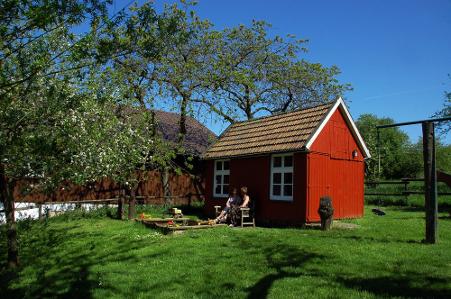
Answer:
[
  {"left": 270, "top": 154, "right": 293, "bottom": 201},
  {"left": 214, "top": 160, "right": 230, "bottom": 197}
]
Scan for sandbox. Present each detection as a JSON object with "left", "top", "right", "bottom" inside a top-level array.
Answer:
[{"left": 137, "top": 218, "right": 226, "bottom": 234}]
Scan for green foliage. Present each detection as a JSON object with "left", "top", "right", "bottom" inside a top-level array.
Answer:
[
  {"left": 357, "top": 113, "right": 450, "bottom": 181},
  {"left": 433, "top": 77, "right": 451, "bottom": 135},
  {"left": 0, "top": 0, "right": 176, "bottom": 193},
  {"left": 1, "top": 206, "right": 451, "bottom": 298},
  {"left": 409, "top": 138, "right": 451, "bottom": 174},
  {"left": 356, "top": 114, "right": 422, "bottom": 179},
  {"left": 201, "top": 20, "right": 352, "bottom": 121},
  {"left": 435, "top": 140, "right": 451, "bottom": 172},
  {"left": 365, "top": 180, "right": 451, "bottom": 208}
]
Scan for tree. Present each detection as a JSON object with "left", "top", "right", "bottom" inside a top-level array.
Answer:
[
  {"left": 433, "top": 88, "right": 450, "bottom": 135},
  {"left": 0, "top": 0, "right": 118, "bottom": 270},
  {"left": 198, "top": 21, "right": 351, "bottom": 122},
  {"left": 0, "top": 0, "right": 174, "bottom": 268},
  {"left": 436, "top": 141, "right": 451, "bottom": 173},
  {"left": 94, "top": 2, "right": 190, "bottom": 212},
  {"left": 411, "top": 138, "right": 451, "bottom": 174},
  {"left": 356, "top": 114, "right": 422, "bottom": 179},
  {"left": 154, "top": 3, "right": 217, "bottom": 144}
]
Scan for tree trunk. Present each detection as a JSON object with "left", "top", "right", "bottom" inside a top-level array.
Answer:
[
  {"left": 0, "top": 165, "right": 19, "bottom": 269},
  {"left": 161, "top": 169, "right": 172, "bottom": 207},
  {"left": 128, "top": 187, "right": 136, "bottom": 220},
  {"left": 178, "top": 95, "right": 188, "bottom": 145},
  {"left": 244, "top": 85, "right": 253, "bottom": 120},
  {"left": 117, "top": 188, "right": 125, "bottom": 220}
]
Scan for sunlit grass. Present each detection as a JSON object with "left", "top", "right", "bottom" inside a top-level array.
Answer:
[
  {"left": 365, "top": 180, "right": 451, "bottom": 209},
  {"left": 1, "top": 206, "right": 451, "bottom": 298}
]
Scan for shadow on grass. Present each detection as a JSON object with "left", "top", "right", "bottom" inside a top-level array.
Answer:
[
  {"left": 229, "top": 236, "right": 323, "bottom": 299},
  {"left": 246, "top": 246, "right": 320, "bottom": 299},
  {"left": 330, "top": 234, "right": 422, "bottom": 245},
  {"left": 338, "top": 275, "right": 451, "bottom": 299},
  {"left": 0, "top": 221, "right": 160, "bottom": 299}
]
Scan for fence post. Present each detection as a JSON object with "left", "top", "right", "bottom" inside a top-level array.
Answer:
[
  {"left": 403, "top": 179, "right": 409, "bottom": 205},
  {"left": 38, "top": 203, "right": 42, "bottom": 220},
  {"left": 422, "top": 121, "right": 438, "bottom": 244}
]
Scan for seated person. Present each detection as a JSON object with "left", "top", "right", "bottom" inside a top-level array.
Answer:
[
  {"left": 239, "top": 186, "right": 250, "bottom": 208},
  {"left": 230, "top": 186, "right": 251, "bottom": 227},
  {"left": 215, "top": 187, "right": 241, "bottom": 223}
]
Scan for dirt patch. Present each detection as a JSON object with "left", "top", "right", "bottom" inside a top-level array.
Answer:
[
  {"left": 333, "top": 221, "right": 360, "bottom": 229},
  {"left": 304, "top": 221, "right": 360, "bottom": 230}
]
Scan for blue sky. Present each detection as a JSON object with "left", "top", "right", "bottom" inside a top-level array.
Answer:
[{"left": 113, "top": 0, "right": 451, "bottom": 143}]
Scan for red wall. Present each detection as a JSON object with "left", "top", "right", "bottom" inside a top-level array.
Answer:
[
  {"left": 204, "top": 107, "right": 366, "bottom": 224},
  {"left": 14, "top": 170, "right": 204, "bottom": 205},
  {"left": 204, "top": 154, "right": 307, "bottom": 225},
  {"left": 306, "top": 108, "right": 365, "bottom": 222}
]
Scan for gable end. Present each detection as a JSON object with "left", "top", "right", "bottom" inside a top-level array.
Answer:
[{"left": 304, "top": 98, "right": 371, "bottom": 158}]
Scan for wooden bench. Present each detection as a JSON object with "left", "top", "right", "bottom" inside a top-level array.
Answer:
[{"left": 214, "top": 200, "right": 256, "bottom": 228}]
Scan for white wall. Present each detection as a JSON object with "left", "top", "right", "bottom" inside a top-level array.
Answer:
[{"left": 0, "top": 202, "right": 114, "bottom": 223}]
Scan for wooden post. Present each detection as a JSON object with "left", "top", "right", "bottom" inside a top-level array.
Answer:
[
  {"left": 403, "top": 179, "right": 409, "bottom": 204},
  {"left": 38, "top": 203, "right": 42, "bottom": 220},
  {"left": 422, "top": 121, "right": 438, "bottom": 244}
]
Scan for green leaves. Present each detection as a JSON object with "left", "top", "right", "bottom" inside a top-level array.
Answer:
[
  {"left": 199, "top": 20, "right": 351, "bottom": 121},
  {"left": 0, "top": 0, "right": 171, "bottom": 194},
  {"left": 356, "top": 114, "right": 422, "bottom": 179}
]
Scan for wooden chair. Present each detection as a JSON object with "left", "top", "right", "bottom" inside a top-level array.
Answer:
[
  {"left": 214, "top": 199, "right": 256, "bottom": 227},
  {"left": 240, "top": 208, "right": 254, "bottom": 227},
  {"left": 240, "top": 198, "right": 255, "bottom": 227},
  {"left": 214, "top": 205, "right": 222, "bottom": 218}
]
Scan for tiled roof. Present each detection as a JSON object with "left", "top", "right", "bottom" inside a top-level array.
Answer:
[
  {"left": 119, "top": 106, "right": 216, "bottom": 156},
  {"left": 154, "top": 110, "right": 216, "bottom": 156},
  {"left": 204, "top": 102, "right": 334, "bottom": 159}
]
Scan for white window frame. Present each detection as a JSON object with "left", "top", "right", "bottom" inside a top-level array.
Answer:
[
  {"left": 213, "top": 160, "right": 230, "bottom": 198},
  {"left": 270, "top": 153, "right": 294, "bottom": 201}
]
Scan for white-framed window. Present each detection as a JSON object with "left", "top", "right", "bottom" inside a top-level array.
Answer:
[
  {"left": 270, "top": 153, "right": 293, "bottom": 201},
  {"left": 213, "top": 160, "right": 230, "bottom": 197}
]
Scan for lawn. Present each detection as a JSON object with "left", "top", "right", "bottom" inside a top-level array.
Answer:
[
  {"left": 365, "top": 180, "right": 451, "bottom": 208},
  {"left": 1, "top": 206, "right": 451, "bottom": 299}
]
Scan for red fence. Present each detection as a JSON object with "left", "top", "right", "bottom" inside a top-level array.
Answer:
[{"left": 13, "top": 170, "right": 205, "bottom": 206}]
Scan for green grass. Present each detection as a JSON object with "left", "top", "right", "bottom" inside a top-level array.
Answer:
[
  {"left": 1, "top": 206, "right": 451, "bottom": 298},
  {"left": 365, "top": 181, "right": 451, "bottom": 209}
]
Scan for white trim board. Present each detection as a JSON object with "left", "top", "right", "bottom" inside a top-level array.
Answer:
[{"left": 304, "top": 97, "right": 371, "bottom": 158}]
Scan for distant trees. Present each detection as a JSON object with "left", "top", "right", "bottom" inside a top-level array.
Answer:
[
  {"left": 356, "top": 114, "right": 450, "bottom": 180},
  {"left": 433, "top": 81, "right": 450, "bottom": 135},
  {"left": 434, "top": 140, "right": 451, "bottom": 173},
  {"left": 356, "top": 114, "right": 422, "bottom": 179}
]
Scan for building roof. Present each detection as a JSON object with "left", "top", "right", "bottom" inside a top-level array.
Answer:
[
  {"left": 119, "top": 106, "right": 216, "bottom": 156},
  {"left": 154, "top": 110, "right": 216, "bottom": 156},
  {"left": 204, "top": 98, "right": 371, "bottom": 159}
]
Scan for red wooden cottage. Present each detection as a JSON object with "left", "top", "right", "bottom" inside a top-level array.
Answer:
[{"left": 203, "top": 98, "right": 371, "bottom": 225}]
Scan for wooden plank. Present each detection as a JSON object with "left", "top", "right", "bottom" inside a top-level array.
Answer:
[
  {"left": 365, "top": 193, "right": 407, "bottom": 196},
  {"left": 401, "top": 178, "right": 424, "bottom": 182},
  {"left": 365, "top": 181, "right": 409, "bottom": 185},
  {"left": 14, "top": 206, "right": 35, "bottom": 211},
  {"left": 140, "top": 218, "right": 191, "bottom": 223},
  {"left": 39, "top": 198, "right": 119, "bottom": 205}
]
